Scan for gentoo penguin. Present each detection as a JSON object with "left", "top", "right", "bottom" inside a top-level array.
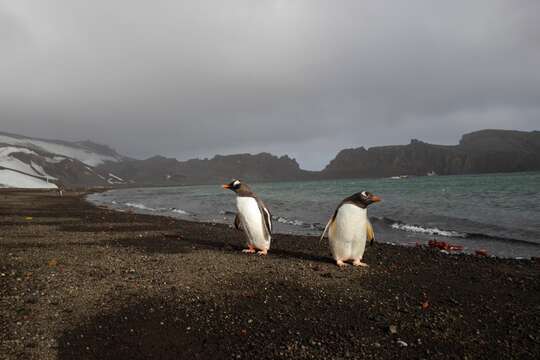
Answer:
[
  {"left": 56, "top": 183, "right": 65, "bottom": 197},
  {"left": 320, "top": 191, "right": 381, "bottom": 267},
  {"left": 222, "top": 179, "right": 272, "bottom": 255}
]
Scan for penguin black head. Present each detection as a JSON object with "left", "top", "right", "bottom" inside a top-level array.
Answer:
[
  {"left": 350, "top": 191, "right": 381, "bottom": 208},
  {"left": 222, "top": 179, "right": 252, "bottom": 195}
]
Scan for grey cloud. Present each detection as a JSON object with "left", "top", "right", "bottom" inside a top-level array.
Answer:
[{"left": 1, "top": 0, "right": 539, "bottom": 170}]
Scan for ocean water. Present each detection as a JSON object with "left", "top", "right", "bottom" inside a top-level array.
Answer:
[{"left": 87, "top": 172, "right": 540, "bottom": 259}]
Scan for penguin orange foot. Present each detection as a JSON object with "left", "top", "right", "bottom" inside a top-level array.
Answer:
[
  {"left": 257, "top": 250, "right": 268, "bottom": 256},
  {"left": 242, "top": 245, "right": 256, "bottom": 254},
  {"left": 353, "top": 259, "right": 369, "bottom": 267},
  {"left": 336, "top": 260, "right": 348, "bottom": 267}
]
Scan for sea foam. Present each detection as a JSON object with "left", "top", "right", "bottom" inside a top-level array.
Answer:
[
  {"left": 125, "top": 202, "right": 156, "bottom": 211},
  {"left": 391, "top": 223, "right": 467, "bottom": 238}
]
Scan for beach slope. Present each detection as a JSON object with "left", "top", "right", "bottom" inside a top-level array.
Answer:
[{"left": 0, "top": 190, "right": 538, "bottom": 359}]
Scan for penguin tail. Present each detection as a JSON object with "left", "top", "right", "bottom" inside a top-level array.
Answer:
[{"left": 320, "top": 217, "right": 333, "bottom": 243}]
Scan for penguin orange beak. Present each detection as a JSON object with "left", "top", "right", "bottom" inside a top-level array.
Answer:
[
  {"left": 370, "top": 195, "right": 381, "bottom": 203},
  {"left": 222, "top": 184, "right": 231, "bottom": 189}
]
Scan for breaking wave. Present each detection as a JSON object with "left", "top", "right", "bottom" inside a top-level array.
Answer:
[
  {"left": 388, "top": 220, "right": 540, "bottom": 246},
  {"left": 170, "top": 208, "right": 189, "bottom": 215},
  {"left": 272, "top": 216, "right": 324, "bottom": 230},
  {"left": 125, "top": 202, "right": 156, "bottom": 211},
  {"left": 390, "top": 223, "right": 467, "bottom": 238},
  {"left": 276, "top": 216, "right": 305, "bottom": 227},
  {"left": 122, "top": 202, "right": 190, "bottom": 215}
]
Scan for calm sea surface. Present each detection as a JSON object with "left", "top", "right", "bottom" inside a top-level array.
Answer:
[{"left": 87, "top": 172, "right": 540, "bottom": 258}]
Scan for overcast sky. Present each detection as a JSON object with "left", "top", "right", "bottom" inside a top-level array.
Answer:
[{"left": 1, "top": 1, "right": 539, "bottom": 169}]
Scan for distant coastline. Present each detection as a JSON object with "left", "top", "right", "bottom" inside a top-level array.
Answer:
[{"left": 1, "top": 129, "right": 539, "bottom": 188}]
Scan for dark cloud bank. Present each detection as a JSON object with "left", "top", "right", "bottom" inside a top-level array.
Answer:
[{"left": 1, "top": 0, "right": 539, "bottom": 170}]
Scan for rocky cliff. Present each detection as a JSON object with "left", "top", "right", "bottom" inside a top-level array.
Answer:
[{"left": 321, "top": 130, "right": 540, "bottom": 178}]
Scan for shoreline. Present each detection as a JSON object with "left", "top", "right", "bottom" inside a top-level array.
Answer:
[
  {"left": 1, "top": 190, "right": 539, "bottom": 359},
  {"left": 96, "top": 200, "right": 540, "bottom": 260},
  {"left": 88, "top": 188, "right": 540, "bottom": 260},
  {"left": 77, "top": 169, "right": 540, "bottom": 189}
]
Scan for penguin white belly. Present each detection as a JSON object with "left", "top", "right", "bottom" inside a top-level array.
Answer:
[
  {"left": 236, "top": 197, "right": 270, "bottom": 250},
  {"left": 329, "top": 204, "right": 367, "bottom": 261}
]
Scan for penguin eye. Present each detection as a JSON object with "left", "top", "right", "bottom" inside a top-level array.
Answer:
[
  {"left": 361, "top": 191, "right": 368, "bottom": 197},
  {"left": 232, "top": 180, "right": 241, "bottom": 188}
]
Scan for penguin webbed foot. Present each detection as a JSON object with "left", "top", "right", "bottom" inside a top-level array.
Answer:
[
  {"left": 242, "top": 245, "right": 256, "bottom": 254},
  {"left": 336, "top": 260, "right": 348, "bottom": 267},
  {"left": 353, "top": 259, "right": 369, "bottom": 267},
  {"left": 257, "top": 250, "right": 268, "bottom": 256}
]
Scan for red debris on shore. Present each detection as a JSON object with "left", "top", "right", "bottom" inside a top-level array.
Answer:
[
  {"left": 427, "top": 240, "right": 464, "bottom": 251},
  {"left": 475, "top": 249, "right": 489, "bottom": 257}
]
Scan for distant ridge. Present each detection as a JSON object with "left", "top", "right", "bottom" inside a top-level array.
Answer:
[
  {"left": 96, "top": 152, "right": 317, "bottom": 186},
  {"left": 1, "top": 129, "right": 539, "bottom": 188},
  {"left": 321, "top": 129, "right": 540, "bottom": 179}
]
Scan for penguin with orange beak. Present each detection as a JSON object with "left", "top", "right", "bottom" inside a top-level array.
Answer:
[
  {"left": 222, "top": 179, "right": 272, "bottom": 255},
  {"left": 320, "top": 191, "right": 381, "bottom": 267}
]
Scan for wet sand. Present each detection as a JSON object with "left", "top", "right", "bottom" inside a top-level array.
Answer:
[{"left": 0, "top": 189, "right": 539, "bottom": 359}]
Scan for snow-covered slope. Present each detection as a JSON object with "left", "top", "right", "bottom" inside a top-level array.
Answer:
[
  {"left": 0, "top": 169, "right": 57, "bottom": 189},
  {"left": 0, "top": 147, "right": 57, "bottom": 179},
  {"left": 0, "top": 132, "right": 129, "bottom": 188},
  {"left": 0, "top": 132, "right": 123, "bottom": 166},
  {"left": 0, "top": 147, "right": 42, "bottom": 176}
]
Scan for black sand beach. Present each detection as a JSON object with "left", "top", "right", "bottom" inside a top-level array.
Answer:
[{"left": 1, "top": 190, "right": 539, "bottom": 359}]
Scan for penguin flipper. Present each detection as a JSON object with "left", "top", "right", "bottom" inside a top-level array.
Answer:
[
  {"left": 234, "top": 214, "right": 243, "bottom": 231},
  {"left": 320, "top": 208, "right": 339, "bottom": 242},
  {"left": 366, "top": 219, "right": 375, "bottom": 246},
  {"left": 255, "top": 198, "right": 272, "bottom": 236}
]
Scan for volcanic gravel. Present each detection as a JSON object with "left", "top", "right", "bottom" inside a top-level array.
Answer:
[{"left": 0, "top": 189, "right": 539, "bottom": 359}]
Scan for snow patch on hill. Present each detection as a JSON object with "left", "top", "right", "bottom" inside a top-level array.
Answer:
[
  {"left": 0, "top": 147, "right": 42, "bottom": 177},
  {"left": 0, "top": 169, "right": 57, "bottom": 189},
  {"left": 45, "top": 156, "right": 67, "bottom": 163},
  {"left": 0, "top": 134, "right": 120, "bottom": 166},
  {"left": 0, "top": 146, "right": 56, "bottom": 179},
  {"left": 107, "top": 173, "right": 125, "bottom": 184}
]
